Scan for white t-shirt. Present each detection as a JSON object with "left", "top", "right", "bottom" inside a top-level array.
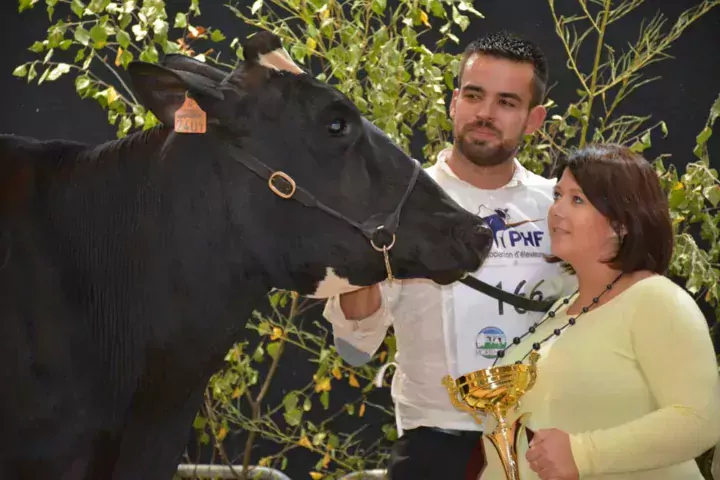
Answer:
[{"left": 323, "top": 148, "right": 578, "bottom": 433}]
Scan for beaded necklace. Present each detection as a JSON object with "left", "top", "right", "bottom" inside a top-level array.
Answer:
[{"left": 492, "top": 272, "right": 624, "bottom": 367}]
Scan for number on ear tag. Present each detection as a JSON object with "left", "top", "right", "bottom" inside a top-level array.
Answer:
[{"left": 174, "top": 93, "right": 207, "bottom": 134}]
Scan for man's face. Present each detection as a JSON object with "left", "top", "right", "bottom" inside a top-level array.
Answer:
[{"left": 449, "top": 54, "right": 546, "bottom": 167}]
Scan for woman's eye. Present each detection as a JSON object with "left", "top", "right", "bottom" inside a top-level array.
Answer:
[
  {"left": 328, "top": 118, "right": 347, "bottom": 136},
  {"left": 573, "top": 196, "right": 584, "bottom": 204}
]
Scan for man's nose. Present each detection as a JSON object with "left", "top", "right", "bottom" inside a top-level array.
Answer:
[{"left": 474, "top": 99, "right": 496, "bottom": 121}]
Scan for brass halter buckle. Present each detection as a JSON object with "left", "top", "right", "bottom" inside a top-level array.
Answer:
[
  {"left": 268, "top": 171, "right": 296, "bottom": 199},
  {"left": 370, "top": 231, "right": 396, "bottom": 282}
]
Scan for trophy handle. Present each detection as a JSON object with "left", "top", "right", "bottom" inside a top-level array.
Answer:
[{"left": 442, "top": 375, "right": 484, "bottom": 425}]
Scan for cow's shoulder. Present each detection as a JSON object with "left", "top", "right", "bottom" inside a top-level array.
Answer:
[{"left": 0, "top": 134, "right": 87, "bottom": 216}]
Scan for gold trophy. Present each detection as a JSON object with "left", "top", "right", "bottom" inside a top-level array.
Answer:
[{"left": 442, "top": 351, "right": 540, "bottom": 480}]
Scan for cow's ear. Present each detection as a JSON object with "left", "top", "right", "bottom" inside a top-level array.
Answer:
[{"left": 127, "top": 61, "right": 224, "bottom": 127}]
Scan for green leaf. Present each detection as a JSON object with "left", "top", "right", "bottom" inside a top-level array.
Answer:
[
  {"left": 12, "top": 64, "right": 28, "bottom": 78},
  {"left": 705, "top": 185, "right": 720, "bottom": 208},
  {"left": 697, "top": 126, "right": 713, "bottom": 146},
  {"left": 74, "top": 27, "right": 91, "bottom": 46},
  {"left": 211, "top": 29, "right": 226, "bottom": 42},
  {"left": 283, "top": 391, "right": 299, "bottom": 412},
  {"left": 267, "top": 341, "right": 281, "bottom": 360},
  {"left": 47, "top": 62, "right": 70, "bottom": 81},
  {"left": 284, "top": 407, "right": 302, "bottom": 426},
  {"left": 28, "top": 41, "right": 45, "bottom": 53},
  {"left": 18, "top": 0, "right": 38, "bottom": 13},
  {"left": 320, "top": 390, "right": 329, "bottom": 409},
  {"left": 116, "top": 30, "right": 131, "bottom": 49},
  {"left": 303, "top": 396, "right": 312, "bottom": 411},
  {"left": 174, "top": 12, "right": 187, "bottom": 28},
  {"left": 70, "top": 0, "right": 85, "bottom": 17},
  {"left": 252, "top": 344, "right": 264, "bottom": 362},
  {"left": 75, "top": 75, "right": 90, "bottom": 97},
  {"left": 89, "top": 24, "right": 108, "bottom": 48},
  {"left": 250, "top": 0, "right": 263, "bottom": 15},
  {"left": 192, "top": 415, "right": 207, "bottom": 430}
]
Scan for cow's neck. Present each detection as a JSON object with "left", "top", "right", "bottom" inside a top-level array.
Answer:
[{"left": 47, "top": 127, "right": 272, "bottom": 404}]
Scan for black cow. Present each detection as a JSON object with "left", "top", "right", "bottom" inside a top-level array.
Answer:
[{"left": 0, "top": 32, "right": 492, "bottom": 480}]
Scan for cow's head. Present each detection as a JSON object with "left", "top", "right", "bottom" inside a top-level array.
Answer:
[{"left": 127, "top": 32, "right": 493, "bottom": 298}]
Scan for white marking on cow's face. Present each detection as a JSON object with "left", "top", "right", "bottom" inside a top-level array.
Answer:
[
  {"left": 305, "top": 267, "right": 365, "bottom": 298},
  {"left": 258, "top": 48, "right": 304, "bottom": 75}
]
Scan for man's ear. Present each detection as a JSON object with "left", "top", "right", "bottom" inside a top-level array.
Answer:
[
  {"left": 449, "top": 88, "right": 459, "bottom": 119},
  {"left": 127, "top": 61, "right": 224, "bottom": 127},
  {"left": 524, "top": 104, "right": 547, "bottom": 135}
]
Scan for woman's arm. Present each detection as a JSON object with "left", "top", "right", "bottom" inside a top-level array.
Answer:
[{"left": 569, "top": 282, "right": 720, "bottom": 476}]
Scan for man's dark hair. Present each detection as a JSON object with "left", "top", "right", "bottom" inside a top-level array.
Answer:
[{"left": 457, "top": 30, "right": 549, "bottom": 108}]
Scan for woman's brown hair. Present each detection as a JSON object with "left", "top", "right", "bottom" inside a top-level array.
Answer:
[{"left": 547, "top": 143, "right": 673, "bottom": 274}]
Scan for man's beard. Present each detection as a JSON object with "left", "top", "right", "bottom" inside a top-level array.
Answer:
[{"left": 455, "top": 121, "right": 524, "bottom": 167}]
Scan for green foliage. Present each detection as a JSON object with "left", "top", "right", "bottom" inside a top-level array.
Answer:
[{"left": 14, "top": 0, "right": 720, "bottom": 479}]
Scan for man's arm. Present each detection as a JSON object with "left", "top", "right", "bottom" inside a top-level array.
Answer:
[{"left": 323, "top": 282, "right": 401, "bottom": 366}]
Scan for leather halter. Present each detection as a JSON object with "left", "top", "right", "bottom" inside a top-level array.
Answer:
[
  {"left": 218, "top": 138, "right": 552, "bottom": 311},
  {"left": 219, "top": 137, "right": 421, "bottom": 282}
]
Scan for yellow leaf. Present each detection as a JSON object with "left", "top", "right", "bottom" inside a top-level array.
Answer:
[
  {"left": 322, "top": 451, "right": 331, "bottom": 468},
  {"left": 259, "top": 456, "right": 271, "bottom": 467},
  {"left": 216, "top": 426, "right": 227, "bottom": 441},
  {"left": 107, "top": 86, "right": 118, "bottom": 105},
  {"left": 348, "top": 373, "right": 360, "bottom": 388},
  {"left": 231, "top": 387, "right": 241, "bottom": 399},
  {"left": 359, "top": 402, "right": 366, "bottom": 417},
  {"left": 314, "top": 376, "right": 331, "bottom": 392},
  {"left": 270, "top": 327, "right": 283, "bottom": 340},
  {"left": 319, "top": 8, "right": 330, "bottom": 20},
  {"left": 306, "top": 37, "right": 317, "bottom": 51},
  {"left": 672, "top": 181, "right": 684, "bottom": 191},
  {"left": 331, "top": 366, "right": 342, "bottom": 380},
  {"left": 379, "top": 351, "right": 387, "bottom": 362},
  {"left": 309, "top": 473, "right": 324, "bottom": 480},
  {"left": 420, "top": 10, "right": 430, "bottom": 27},
  {"left": 298, "top": 436, "right": 313, "bottom": 449},
  {"left": 114, "top": 47, "right": 123, "bottom": 67}
]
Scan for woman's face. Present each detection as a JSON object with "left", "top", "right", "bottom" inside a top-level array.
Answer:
[{"left": 548, "top": 169, "right": 622, "bottom": 265}]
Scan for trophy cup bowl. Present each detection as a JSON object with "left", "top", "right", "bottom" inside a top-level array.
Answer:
[{"left": 442, "top": 351, "right": 540, "bottom": 480}]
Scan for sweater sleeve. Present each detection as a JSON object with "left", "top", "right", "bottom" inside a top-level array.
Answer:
[
  {"left": 569, "top": 282, "right": 720, "bottom": 476},
  {"left": 322, "top": 281, "right": 401, "bottom": 367}
]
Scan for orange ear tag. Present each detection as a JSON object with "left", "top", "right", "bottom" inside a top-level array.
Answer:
[{"left": 174, "top": 93, "right": 207, "bottom": 134}]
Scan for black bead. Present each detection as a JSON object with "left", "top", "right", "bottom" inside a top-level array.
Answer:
[
  {"left": 515, "top": 361, "right": 522, "bottom": 365},
  {"left": 606, "top": 284, "right": 613, "bottom": 289},
  {"left": 569, "top": 318, "right": 576, "bottom": 325},
  {"left": 496, "top": 350, "right": 505, "bottom": 358},
  {"left": 592, "top": 297, "right": 599, "bottom": 303},
  {"left": 554, "top": 328, "right": 561, "bottom": 335},
  {"left": 563, "top": 298, "right": 570, "bottom": 304},
  {"left": 548, "top": 311, "right": 556, "bottom": 318},
  {"left": 532, "top": 342, "right": 541, "bottom": 350},
  {"left": 582, "top": 306, "right": 589, "bottom": 313},
  {"left": 513, "top": 337, "right": 521, "bottom": 344},
  {"left": 529, "top": 326, "right": 536, "bottom": 333}
]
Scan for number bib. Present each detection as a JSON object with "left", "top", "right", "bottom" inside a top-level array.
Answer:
[{"left": 447, "top": 208, "right": 566, "bottom": 378}]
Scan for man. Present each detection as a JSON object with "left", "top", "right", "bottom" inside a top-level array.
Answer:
[{"left": 323, "top": 31, "right": 577, "bottom": 479}]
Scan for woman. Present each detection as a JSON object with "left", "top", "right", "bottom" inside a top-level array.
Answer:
[{"left": 482, "top": 144, "right": 720, "bottom": 479}]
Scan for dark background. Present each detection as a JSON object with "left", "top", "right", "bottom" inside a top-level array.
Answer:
[{"left": 2, "top": 0, "right": 719, "bottom": 478}]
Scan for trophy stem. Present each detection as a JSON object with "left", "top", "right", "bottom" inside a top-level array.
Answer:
[{"left": 484, "top": 410, "right": 528, "bottom": 480}]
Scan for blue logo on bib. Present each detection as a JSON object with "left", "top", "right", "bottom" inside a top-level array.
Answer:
[
  {"left": 476, "top": 326, "right": 507, "bottom": 359},
  {"left": 478, "top": 207, "right": 544, "bottom": 248}
]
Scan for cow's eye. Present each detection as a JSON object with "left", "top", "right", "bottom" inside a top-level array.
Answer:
[{"left": 327, "top": 118, "right": 348, "bottom": 136}]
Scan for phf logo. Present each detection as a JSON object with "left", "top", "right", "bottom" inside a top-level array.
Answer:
[
  {"left": 477, "top": 206, "right": 544, "bottom": 248},
  {"left": 476, "top": 326, "right": 507, "bottom": 359}
]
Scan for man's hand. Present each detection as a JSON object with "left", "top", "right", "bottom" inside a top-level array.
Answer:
[
  {"left": 525, "top": 428, "right": 579, "bottom": 480},
  {"left": 339, "top": 284, "right": 381, "bottom": 320}
]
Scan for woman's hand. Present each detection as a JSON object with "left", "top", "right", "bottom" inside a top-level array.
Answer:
[{"left": 525, "top": 428, "right": 580, "bottom": 480}]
